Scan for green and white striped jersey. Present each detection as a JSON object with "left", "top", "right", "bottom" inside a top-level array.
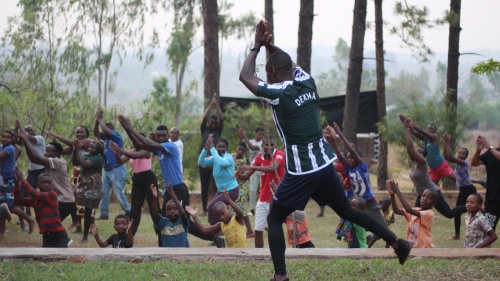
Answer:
[{"left": 256, "top": 67, "right": 337, "bottom": 175}]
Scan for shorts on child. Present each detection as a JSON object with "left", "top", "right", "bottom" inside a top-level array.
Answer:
[
  {"left": 429, "top": 161, "right": 454, "bottom": 182},
  {"left": 0, "top": 180, "right": 16, "bottom": 207},
  {"left": 254, "top": 200, "right": 270, "bottom": 231},
  {"left": 42, "top": 229, "right": 70, "bottom": 248}
]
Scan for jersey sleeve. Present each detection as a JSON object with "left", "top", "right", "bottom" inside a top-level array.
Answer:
[{"left": 274, "top": 151, "right": 285, "bottom": 166}]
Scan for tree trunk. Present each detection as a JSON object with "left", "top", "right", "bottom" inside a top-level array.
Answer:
[
  {"left": 201, "top": 0, "right": 220, "bottom": 108},
  {"left": 297, "top": 0, "right": 314, "bottom": 73},
  {"left": 264, "top": 0, "right": 273, "bottom": 61},
  {"left": 446, "top": 0, "right": 461, "bottom": 151},
  {"left": 342, "top": 0, "right": 367, "bottom": 143},
  {"left": 374, "top": 0, "right": 387, "bottom": 190}
]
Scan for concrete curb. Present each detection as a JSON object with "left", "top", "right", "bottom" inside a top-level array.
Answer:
[{"left": 1, "top": 248, "right": 499, "bottom": 263}]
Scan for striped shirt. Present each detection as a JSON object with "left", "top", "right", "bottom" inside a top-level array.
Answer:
[
  {"left": 256, "top": 67, "right": 337, "bottom": 175},
  {"left": 14, "top": 180, "right": 64, "bottom": 234}
]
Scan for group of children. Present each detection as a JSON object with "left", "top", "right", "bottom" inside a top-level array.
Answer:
[{"left": 1, "top": 111, "right": 498, "bottom": 251}]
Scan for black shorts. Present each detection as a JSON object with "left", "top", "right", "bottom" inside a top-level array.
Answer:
[
  {"left": 273, "top": 164, "right": 346, "bottom": 210},
  {"left": 43, "top": 229, "right": 69, "bottom": 248}
]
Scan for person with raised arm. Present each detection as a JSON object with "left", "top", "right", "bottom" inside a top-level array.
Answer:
[
  {"left": 471, "top": 135, "right": 500, "bottom": 230},
  {"left": 93, "top": 110, "right": 130, "bottom": 220},
  {"left": 116, "top": 115, "right": 225, "bottom": 247},
  {"left": 198, "top": 94, "right": 224, "bottom": 216},
  {"left": 109, "top": 136, "right": 158, "bottom": 237},
  {"left": 401, "top": 117, "right": 466, "bottom": 220},
  {"left": 443, "top": 132, "right": 477, "bottom": 240},
  {"left": 239, "top": 19, "right": 412, "bottom": 281}
]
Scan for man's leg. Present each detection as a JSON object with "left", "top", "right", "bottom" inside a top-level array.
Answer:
[
  {"left": 267, "top": 202, "right": 295, "bottom": 278},
  {"left": 254, "top": 200, "right": 269, "bottom": 248},
  {"left": 249, "top": 172, "right": 260, "bottom": 213},
  {"left": 109, "top": 166, "right": 131, "bottom": 213},
  {"left": 129, "top": 175, "right": 144, "bottom": 235},
  {"left": 199, "top": 167, "right": 210, "bottom": 214},
  {"left": 99, "top": 171, "right": 111, "bottom": 218}
]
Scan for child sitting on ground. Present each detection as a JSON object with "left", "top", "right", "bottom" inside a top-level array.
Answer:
[
  {"left": 151, "top": 183, "right": 189, "bottom": 247},
  {"left": 464, "top": 193, "right": 497, "bottom": 248},
  {"left": 90, "top": 215, "right": 133, "bottom": 248},
  {"left": 185, "top": 188, "right": 247, "bottom": 248},
  {"left": 368, "top": 197, "right": 395, "bottom": 248},
  {"left": 13, "top": 167, "right": 70, "bottom": 247},
  {"left": 387, "top": 180, "right": 436, "bottom": 248},
  {"left": 340, "top": 196, "right": 368, "bottom": 248}
]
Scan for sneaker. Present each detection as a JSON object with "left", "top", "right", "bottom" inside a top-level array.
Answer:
[
  {"left": 247, "top": 212, "right": 254, "bottom": 217},
  {"left": 214, "top": 237, "right": 226, "bottom": 248},
  {"left": 67, "top": 239, "right": 73, "bottom": 247},
  {"left": 16, "top": 219, "right": 21, "bottom": 225},
  {"left": 22, "top": 225, "right": 29, "bottom": 232},
  {"left": 95, "top": 215, "right": 109, "bottom": 220},
  {"left": 394, "top": 239, "right": 413, "bottom": 265}
]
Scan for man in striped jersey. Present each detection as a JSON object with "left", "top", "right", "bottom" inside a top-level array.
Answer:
[{"left": 239, "top": 19, "right": 413, "bottom": 281}]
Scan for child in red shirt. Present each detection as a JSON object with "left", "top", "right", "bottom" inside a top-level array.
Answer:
[{"left": 13, "top": 167, "right": 69, "bottom": 247}]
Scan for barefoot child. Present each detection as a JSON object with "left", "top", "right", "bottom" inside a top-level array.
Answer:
[
  {"left": 13, "top": 167, "right": 69, "bottom": 247},
  {"left": 186, "top": 188, "right": 247, "bottom": 248},
  {"left": 90, "top": 215, "right": 133, "bottom": 248},
  {"left": 387, "top": 180, "right": 437, "bottom": 248},
  {"left": 151, "top": 183, "right": 189, "bottom": 247},
  {"left": 464, "top": 193, "right": 497, "bottom": 248}
]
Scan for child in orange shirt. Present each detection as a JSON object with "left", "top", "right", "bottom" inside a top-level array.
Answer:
[
  {"left": 387, "top": 180, "right": 437, "bottom": 248},
  {"left": 286, "top": 210, "right": 314, "bottom": 248}
]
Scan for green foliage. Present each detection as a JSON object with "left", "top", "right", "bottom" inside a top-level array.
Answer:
[
  {"left": 385, "top": 69, "right": 429, "bottom": 105},
  {"left": 380, "top": 93, "right": 474, "bottom": 165},
  {"left": 316, "top": 38, "right": 377, "bottom": 97},
  {"left": 391, "top": 1, "right": 444, "bottom": 62},
  {"left": 471, "top": 58, "right": 500, "bottom": 75},
  {"left": 222, "top": 102, "right": 282, "bottom": 148},
  {"left": 469, "top": 102, "right": 500, "bottom": 130}
]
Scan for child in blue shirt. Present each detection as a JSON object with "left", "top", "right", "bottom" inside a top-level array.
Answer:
[
  {"left": 329, "top": 123, "right": 387, "bottom": 229},
  {"left": 151, "top": 183, "right": 189, "bottom": 247}
]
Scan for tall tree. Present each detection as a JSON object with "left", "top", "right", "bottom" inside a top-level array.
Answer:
[
  {"left": 374, "top": 0, "right": 388, "bottom": 190},
  {"left": 167, "top": 0, "right": 199, "bottom": 127},
  {"left": 201, "top": 0, "right": 220, "bottom": 108},
  {"left": 444, "top": 0, "right": 461, "bottom": 150},
  {"left": 297, "top": 0, "right": 314, "bottom": 73},
  {"left": 264, "top": 0, "right": 274, "bottom": 60},
  {"left": 342, "top": 0, "right": 367, "bottom": 143},
  {"left": 68, "top": 0, "right": 147, "bottom": 107}
]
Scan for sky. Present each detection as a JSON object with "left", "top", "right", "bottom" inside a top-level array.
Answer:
[
  {"left": 1, "top": 0, "right": 499, "bottom": 104},
  {"left": 1, "top": 0, "right": 500, "bottom": 56}
]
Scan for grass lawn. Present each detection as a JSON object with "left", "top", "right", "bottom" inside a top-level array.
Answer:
[{"left": 1, "top": 139, "right": 498, "bottom": 280}]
